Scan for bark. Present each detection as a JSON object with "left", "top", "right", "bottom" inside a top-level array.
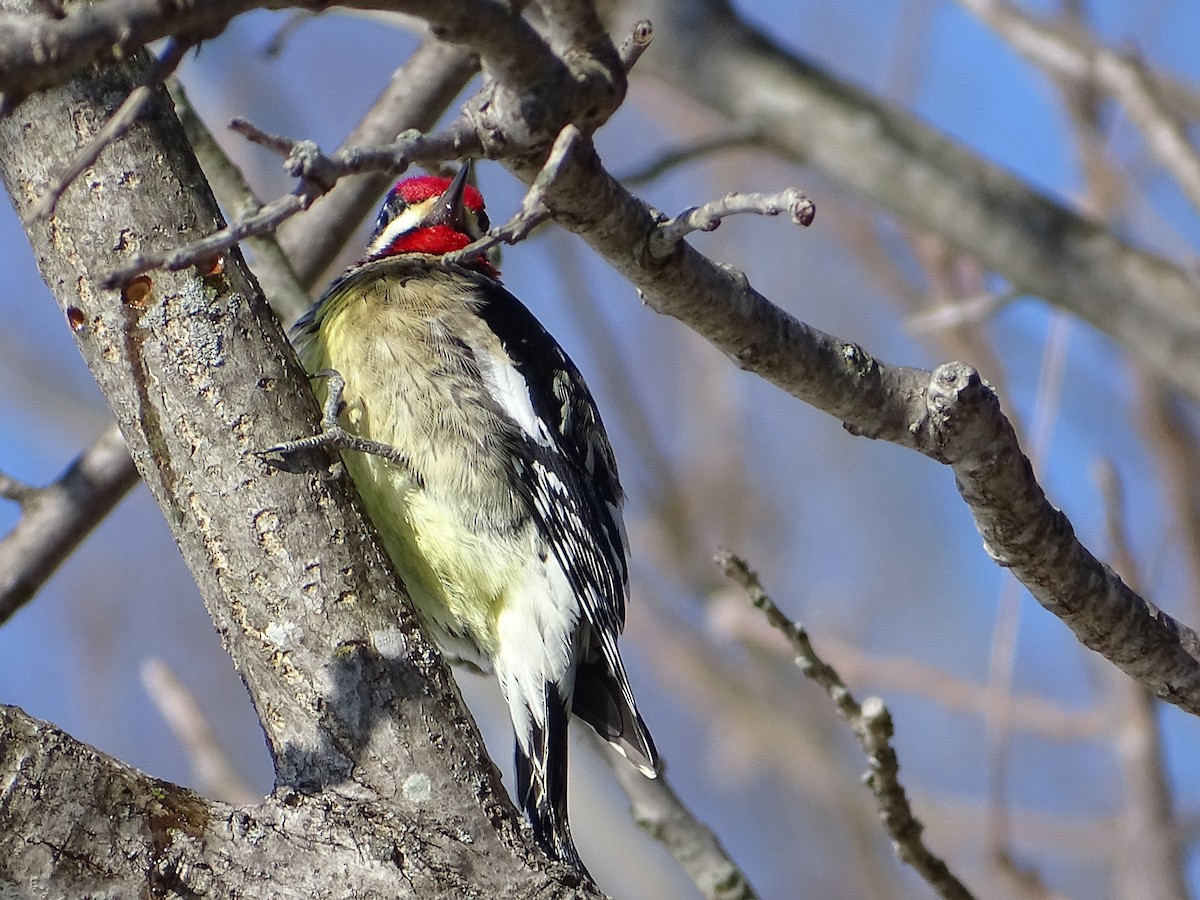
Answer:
[
  {"left": 0, "top": 15, "right": 598, "bottom": 899},
  {"left": 2, "top": 704, "right": 586, "bottom": 899}
]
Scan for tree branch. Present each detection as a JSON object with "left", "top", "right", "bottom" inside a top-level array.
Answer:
[
  {"left": 595, "top": 736, "right": 760, "bottom": 900},
  {"left": 612, "top": 0, "right": 1200, "bottom": 403},
  {"left": 488, "top": 123, "right": 1200, "bottom": 716},
  {"left": 0, "top": 423, "right": 139, "bottom": 623},
  {"left": 0, "top": 1, "right": 532, "bottom": 101},
  {"left": 718, "top": 553, "right": 978, "bottom": 900},
  {"left": 96, "top": 0, "right": 1200, "bottom": 719},
  {"left": 1093, "top": 462, "right": 1189, "bottom": 900},
  {"left": 954, "top": 0, "right": 1200, "bottom": 215},
  {"left": 170, "top": 79, "right": 311, "bottom": 323},
  {"left": 649, "top": 187, "right": 814, "bottom": 255},
  {"left": 0, "top": 704, "right": 598, "bottom": 897},
  {"left": 101, "top": 123, "right": 473, "bottom": 289},
  {"left": 23, "top": 36, "right": 190, "bottom": 223},
  {"left": 0, "top": 22, "right": 597, "bottom": 894},
  {"left": 277, "top": 32, "right": 479, "bottom": 291},
  {"left": 139, "top": 658, "right": 259, "bottom": 806}
]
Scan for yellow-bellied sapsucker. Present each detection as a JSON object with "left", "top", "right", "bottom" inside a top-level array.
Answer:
[{"left": 290, "top": 165, "right": 659, "bottom": 869}]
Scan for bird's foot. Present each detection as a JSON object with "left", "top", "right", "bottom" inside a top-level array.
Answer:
[{"left": 256, "top": 369, "right": 409, "bottom": 471}]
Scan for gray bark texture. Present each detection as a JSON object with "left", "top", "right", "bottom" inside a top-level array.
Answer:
[{"left": 0, "top": 18, "right": 599, "bottom": 900}]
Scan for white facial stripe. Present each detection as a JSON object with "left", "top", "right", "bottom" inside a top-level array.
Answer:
[{"left": 364, "top": 198, "right": 438, "bottom": 258}]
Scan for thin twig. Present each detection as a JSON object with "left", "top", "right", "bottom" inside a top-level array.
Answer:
[
  {"left": 717, "top": 551, "right": 978, "bottom": 900},
  {"left": 620, "top": 127, "right": 765, "bottom": 187},
  {"left": 23, "top": 38, "right": 191, "bottom": 224},
  {"left": 618, "top": 19, "right": 654, "bottom": 71},
  {"left": 0, "top": 471, "right": 35, "bottom": 504},
  {"left": 983, "top": 309, "right": 1070, "bottom": 873},
  {"left": 169, "top": 79, "right": 311, "bottom": 324},
  {"left": 140, "top": 658, "right": 259, "bottom": 805},
  {"left": 103, "top": 122, "right": 475, "bottom": 288},
  {"left": 261, "top": 10, "right": 317, "bottom": 58},
  {"left": 103, "top": 191, "right": 310, "bottom": 289},
  {"left": 650, "top": 189, "right": 815, "bottom": 257},
  {"left": 1093, "top": 461, "right": 1189, "bottom": 900},
  {"left": 953, "top": 0, "right": 1200, "bottom": 213},
  {"left": 1137, "top": 379, "right": 1200, "bottom": 624},
  {"left": 903, "top": 289, "right": 1018, "bottom": 335},
  {"left": 278, "top": 35, "right": 479, "bottom": 289},
  {"left": 709, "top": 594, "right": 1106, "bottom": 742},
  {"left": 443, "top": 124, "right": 583, "bottom": 265}
]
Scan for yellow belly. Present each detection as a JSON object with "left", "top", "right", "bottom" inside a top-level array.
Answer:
[{"left": 299, "top": 266, "right": 535, "bottom": 667}]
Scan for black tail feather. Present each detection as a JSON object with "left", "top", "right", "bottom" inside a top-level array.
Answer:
[
  {"left": 514, "top": 685, "right": 586, "bottom": 872},
  {"left": 572, "top": 655, "right": 659, "bottom": 777}
]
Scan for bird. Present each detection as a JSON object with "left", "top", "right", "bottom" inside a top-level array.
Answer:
[{"left": 288, "top": 163, "right": 659, "bottom": 869}]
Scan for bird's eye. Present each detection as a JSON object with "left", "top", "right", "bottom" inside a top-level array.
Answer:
[{"left": 373, "top": 194, "right": 403, "bottom": 235}]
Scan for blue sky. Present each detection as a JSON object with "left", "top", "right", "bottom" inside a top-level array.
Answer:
[{"left": 3, "top": 2, "right": 1200, "bottom": 896}]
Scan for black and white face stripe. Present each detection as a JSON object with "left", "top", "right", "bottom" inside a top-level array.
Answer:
[
  {"left": 361, "top": 168, "right": 490, "bottom": 262},
  {"left": 363, "top": 195, "right": 442, "bottom": 259}
]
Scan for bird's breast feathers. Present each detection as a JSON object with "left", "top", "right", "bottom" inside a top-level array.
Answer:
[{"left": 295, "top": 257, "right": 627, "bottom": 672}]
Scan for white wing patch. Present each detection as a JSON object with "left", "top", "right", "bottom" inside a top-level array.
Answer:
[{"left": 476, "top": 347, "right": 555, "bottom": 448}]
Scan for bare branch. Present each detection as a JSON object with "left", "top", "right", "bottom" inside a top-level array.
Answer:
[
  {"left": 717, "top": 552, "right": 978, "bottom": 900},
  {"left": 1137, "top": 379, "right": 1200, "bottom": 624},
  {"left": 903, "top": 289, "right": 1017, "bottom": 336},
  {"left": 102, "top": 189, "right": 308, "bottom": 289},
  {"left": 140, "top": 658, "right": 258, "bottom": 805},
  {"left": 102, "top": 124, "right": 474, "bottom": 289},
  {"left": 1094, "top": 462, "right": 1189, "bottom": 900},
  {"left": 619, "top": 127, "right": 764, "bottom": 187},
  {"left": 170, "top": 79, "right": 311, "bottom": 324},
  {"left": 500, "top": 128, "right": 1200, "bottom": 718},
  {"left": 1094, "top": 51, "right": 1200, "bottom": 213},
  {"left": 649, "top": 188, "right": 815, "bottom": 257},
  {"left": 260, "top": 9, "right": 317, "bottom": 57},
  {"left": 618, "top": 0, "right": 1200, "bottom": 403},
  {"left": 0, "top": 704, "right": 601, "bottom": 897},
  {"left": 617, "top": 19, "right": 654, "bottom": 72},
  {"left": 443, "top": 123, "right": 584, "bottom": 265},
  {"left": 278, "top": 34, "right": 479, "bottom": 290},
  {"left": 0, "top": 424, "right": 139, "bottom": 624},
  {"left": 535, "top": 0, "right": 614, "bottom": 60},
  {"left": 0, "top": 1, "right": 539, "bottom": 100},
  {"left": 710, "top": 595, "right": 1107, "bottom": 742},
  {"left": 0, "top": 471, "right": 34, "bottom": 504},
  {"left": 595, "top": 735, "right": 760, "bottom": 900},
  {"left": 954, "top": 0, "right": 1200, "bottom": 213}
]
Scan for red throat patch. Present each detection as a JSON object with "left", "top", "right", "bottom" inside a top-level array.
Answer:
[
  {"left": 384, "top": 224, "right": 474, "bottom": 256},
  {"left": 372, "top": 175, "right": 499, "bottom": 278}
]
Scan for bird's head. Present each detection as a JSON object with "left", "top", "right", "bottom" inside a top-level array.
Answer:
[{"left": 363, "top": 164, "right": 496, "bottom": 275}]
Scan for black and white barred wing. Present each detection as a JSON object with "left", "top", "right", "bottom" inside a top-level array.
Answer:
[{"left": 473, "top": 281, "right": 659, "bottom": 776}]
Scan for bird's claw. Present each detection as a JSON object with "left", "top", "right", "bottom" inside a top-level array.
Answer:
[{"left": 257, "top": 369, "right": 409, "bottom": 472}]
